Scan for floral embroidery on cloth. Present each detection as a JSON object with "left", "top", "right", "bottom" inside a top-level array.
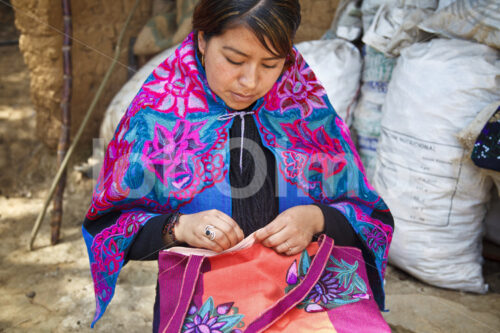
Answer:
[
  {"left": 265, "top": 53, "right": 327, "bottom": 118},
  {"left": 183, "top": 297, "right": 245, "bottom": 333},
  {"left": 143, "top": 44, "right": 208, "bottom": 117},
  {"left": 285, "top": 250, "right": 368, "bottom": 313},
  {"left": 142, "top": 120, "right": 207, "bottom": 187}
]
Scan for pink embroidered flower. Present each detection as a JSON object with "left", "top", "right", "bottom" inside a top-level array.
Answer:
[
  {"left": 126, "top": 91, "right": 157, "bottom": 117},
  {"left": 142, "top": 120, "right": 207, "bottom": 189},
  {"left": 143, "top": 44, "right": 208, "bottom": 118},
  {"left": 89, "top": 119, "right": 133, "bottom": 217},
  {"left": 122, "top": 214, "right": 145, "bottom": 237},
  {"left": 335, "top": 117, "right": 368, "bottom": 180},
  {"left": 103, "top": 238, "right": 124, "bottom": 274},
  {"left": 265, "top": 53, "right": 326, "bottom": 118},
  {"left": 92, "top": 265, "right": 113, "bottom": 303},
  {"left": 197, "top": 153, "right": 225, "bottom": 182},
  {"left": 281, "top": 151, "right": 307, "bottom": 179},
  {"left": 282, "top": 119, "right": 347, "bottom": 179}
]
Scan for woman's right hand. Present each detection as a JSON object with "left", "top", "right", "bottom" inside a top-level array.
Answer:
[{"left": 174, "top": 209, "right": 244, "bottom": 252}]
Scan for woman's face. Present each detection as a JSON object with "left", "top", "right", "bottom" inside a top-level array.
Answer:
[{"left": 198, "top": 25, "right": 286, "bottom": 110}]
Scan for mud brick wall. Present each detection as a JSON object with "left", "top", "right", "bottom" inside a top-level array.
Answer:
[
  {"left": 296, "top": 0, "right": 338, "bottom": 43},
  {"left": 12, "top": 0, "right": 152, "bottom": 157}
]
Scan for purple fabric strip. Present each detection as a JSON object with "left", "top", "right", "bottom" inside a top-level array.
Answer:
[
  {"left": 245, "top": 235, "right": 334, "bottom": 332},
  {"left": 164, "top": 255, "right": 205, "bottom": 333},
  {"left": 158, "top": 252, "right": 188, "bottom": 331}
]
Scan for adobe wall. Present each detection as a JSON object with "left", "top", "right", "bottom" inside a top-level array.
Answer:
[
  {"left": 296, "top": 0, "right": 338, "bottom": 43},
  {"left": 12, "top": 0, "right": 152, "bottom": 157}
]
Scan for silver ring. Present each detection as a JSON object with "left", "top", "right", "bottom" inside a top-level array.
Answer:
[{"left": 204, "top": 225, "right": 216, "bottom": 241}]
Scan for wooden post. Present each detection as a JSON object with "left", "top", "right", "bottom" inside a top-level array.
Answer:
[
  {"left": 51, "top": 0, "right": 72, "bottom": 245},
  {"left": 28, "top": 0, "right": 141, "bottom": 250}
]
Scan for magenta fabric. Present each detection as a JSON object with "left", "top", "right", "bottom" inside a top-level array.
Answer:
[{"left": 158, "top": 235, "right": 390, "bottom": 332}]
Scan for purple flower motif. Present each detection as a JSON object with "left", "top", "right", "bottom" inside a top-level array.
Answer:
[
  {"left": 307, "top": 272, "right": 341, "bottom": 304},
  {"left": 286, "top": 260, "right": 299, "bottom": 285},
  {"left": 188, "top": 304, "right": 198, "bottom": 316},
  {"left": 363, "top": 227, "right": 386, "bottom": 251},
  {"left": 216, "top": 302, "right": 234, "bottom": 315},
  {"left": 184, "top": 312, "right": 226, "bottom": 333},
  {"left": 352, "top": 293, "right": 369, "bottom": 300},
  {"left": 305, "top": 303, "right": 324, "bottom": 313}
]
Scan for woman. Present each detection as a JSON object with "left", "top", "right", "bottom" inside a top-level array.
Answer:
[{"left": 82, "top": 0, "right": 394, "bottom": 330}]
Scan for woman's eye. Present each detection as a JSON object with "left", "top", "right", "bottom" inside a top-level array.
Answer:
[
  {"left": 226, "top": 57, "right": 243, "bottom": 65},
  {"left": 262, "top": 63, "right": 278, "bottom": 69}
]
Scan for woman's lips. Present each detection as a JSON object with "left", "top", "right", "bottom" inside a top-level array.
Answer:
[{"left": 231, "top": 91, "right": 255, "bottom": 103}]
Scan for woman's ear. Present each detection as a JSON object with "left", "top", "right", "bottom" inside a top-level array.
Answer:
[{"left": 198, "top": 31, "right": 206, "bottom": 56}]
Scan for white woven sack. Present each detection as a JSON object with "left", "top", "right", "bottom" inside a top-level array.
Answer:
[
  {"left": 373, "top": 39, "right": 500, "bottom": 293},
  {"left": 296, "top": 39, "right": 362, "bottom": 126},
  {"left": 419, "top": 0, "right": 500, "bottom": 50},
  {"left": 362, "top": 2, "right": 437, "bottom": 57},
  {"left": 352, "top": 84, "right": 387, "bottom": 182},
  {"left": 100, "top": 45, "right": 178, "bottom": 145}
]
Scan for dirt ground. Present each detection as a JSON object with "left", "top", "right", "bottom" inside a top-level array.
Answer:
[{"left": 1, "top": 8, "right": 500, "bottom": 333}]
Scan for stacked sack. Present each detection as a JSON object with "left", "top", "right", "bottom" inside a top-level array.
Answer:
[
  {"left": 372, "top": 38, "right": 499, "bottom": 292},
  {"left": 351, "top": 0, "right": 400, "bottom": 181}
]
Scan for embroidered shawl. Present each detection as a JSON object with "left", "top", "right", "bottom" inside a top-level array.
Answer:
[{"left": 82, "top": 32, "right": 393, "bottom": 327}]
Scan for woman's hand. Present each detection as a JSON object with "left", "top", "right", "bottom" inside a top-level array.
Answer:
[
  {"left": 174, "top": 209, "right": 244, "bottom": 252},
  {"left": 255, "top": 205, "right": 324, "bottom": 256}
]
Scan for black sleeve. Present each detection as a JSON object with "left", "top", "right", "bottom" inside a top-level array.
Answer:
[
  {"left": 83, "top": 213, "right": 173, "bottom": 261},
  {"left": 313, "top": 203, "right": 363, "bottom": 247},
  {"left": 127, "top": 214, "right": 172, "bottom": 261}
]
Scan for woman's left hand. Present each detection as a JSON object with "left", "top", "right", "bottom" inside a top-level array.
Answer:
[{"left": 255, "top": 205, "right": 324, "bottom": 256}]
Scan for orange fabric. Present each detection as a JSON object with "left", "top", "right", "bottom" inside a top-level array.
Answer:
[{"left": 201, "top": 242, "right": 335, "bottom": 331}]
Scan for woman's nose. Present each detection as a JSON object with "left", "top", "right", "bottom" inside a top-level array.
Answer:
[{"left": 239, "top": 64, "right": 258, "bottom": 90}]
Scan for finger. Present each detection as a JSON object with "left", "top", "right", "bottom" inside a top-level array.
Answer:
[
  {"left": 198, "top": 233, "right": 224, "bottom": 252},
  {"left": 213, "top": 216, "right": 241, "bottom": 248},
  {"left": 201, "top": 215, "right": 232, "bottom": 250},
  {"left": 261, "top": 227, "right": 289, "bottom": 248},
  {"left": 274, "top": 240, "right": 294, "bottom": 255},
  {"left": 215, "top": 211, "right": 244, "bottom": 242},
  {"left": 255, "top": 218, "right": 285, "bottom": 242},
  {"left": 281, "top": 246, "right": 300, "bottom": 256},
  {"left": 209, "top": 224, "right": 232, "bottom": 250}
]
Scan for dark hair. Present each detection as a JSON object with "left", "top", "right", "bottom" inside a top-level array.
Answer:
[{"left": 192, "top": 0, "right": 301, "bottom": 61}]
